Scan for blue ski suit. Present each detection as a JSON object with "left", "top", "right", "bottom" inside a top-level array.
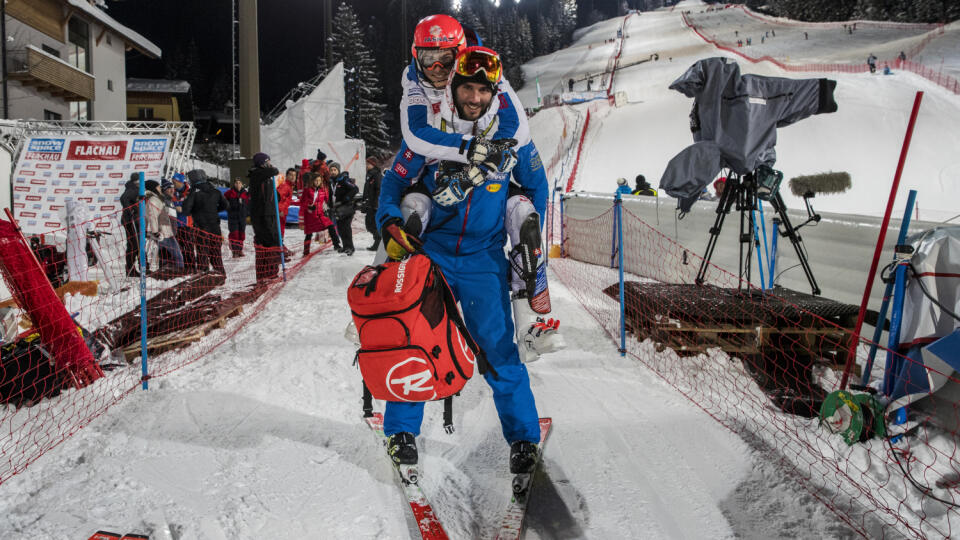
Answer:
[{"left": 377, "top": 140, "right": 548, "bottom": 444}]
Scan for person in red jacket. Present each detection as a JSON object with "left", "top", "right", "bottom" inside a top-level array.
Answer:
[
  {"left": 277, "top": 168, "right": 295, "bottom": 237},
  {"left": 299, "top": 172, "right": 336, "bottom": 255},
  {"left": 224, "top": 178, "right": 250, "bottom": 257}
]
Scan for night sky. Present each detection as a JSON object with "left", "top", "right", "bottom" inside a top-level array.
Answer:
[
  {"left": 106, "top": 0, "right": 392, "bottom": 114},
  {"left": 105, "top": 0, "right": 631, "bottom": 116}
]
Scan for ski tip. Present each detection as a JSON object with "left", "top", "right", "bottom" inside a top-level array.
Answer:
[{"left": 88, "top": 533, "right": 122, "bottom": 540}]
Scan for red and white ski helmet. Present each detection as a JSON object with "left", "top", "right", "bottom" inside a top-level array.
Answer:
[{"left": 411, "top": 14, "right": 465, "bottom": 60}]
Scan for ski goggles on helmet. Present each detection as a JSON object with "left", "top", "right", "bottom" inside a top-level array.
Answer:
[
  {"left": 416, "top": 48, "right": 457, "bottom": 71},
  {"left": 454, "top": 47, "right": 502, "bottom": 85}
]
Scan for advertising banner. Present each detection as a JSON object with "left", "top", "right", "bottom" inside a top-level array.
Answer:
[{"left": 12, "top": 135, "right": 170, "bottom": 235}]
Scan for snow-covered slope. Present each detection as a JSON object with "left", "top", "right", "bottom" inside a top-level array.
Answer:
[
  {"left": 523, "top": 8, "right": 960, "bottom": 223},
  {"left": 0, "top": 228, "right": 852, "bottom": 539}
]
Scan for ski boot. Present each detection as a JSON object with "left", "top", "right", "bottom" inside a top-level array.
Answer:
[
  {"left": 510, "top": 440, "right": 540, "bottom": 475},
  {"left": 387, "top": 432, "right": 419, "bottom": 483}
]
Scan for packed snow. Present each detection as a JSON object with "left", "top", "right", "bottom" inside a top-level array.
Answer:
[{"left": 2, "top": 3, "right": 959, "bottom": 539}]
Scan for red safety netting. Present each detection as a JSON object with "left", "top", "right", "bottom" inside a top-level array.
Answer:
[
  {"left": 552, "top": 199, "right": 960, "bottom": 539},
  {"left": 682, "top": 9, "right": 960, "bottom": 95},
  {"left": 0, "top": 200, "right": 362, "bottom": 485}
]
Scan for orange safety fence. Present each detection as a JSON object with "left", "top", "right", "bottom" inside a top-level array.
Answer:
[
  {"left": 551, "top": 196, "right": 960, "bottom": 539},
  {"left": 0, "top": 203, "right": 361, "bottom": 485}
]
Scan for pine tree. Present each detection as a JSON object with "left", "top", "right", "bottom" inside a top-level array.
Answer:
[{"left": 330, "top": 2, "right": 390, "bottom": 159}]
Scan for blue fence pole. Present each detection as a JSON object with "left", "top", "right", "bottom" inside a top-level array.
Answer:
[
  {"left": 757, "top": 202, "right": 770, "bottom": 289},
  {"left": 862, "top": 189, "right": 917, "bottom": 385},
  {"left": 768, "top": 217, "right": 780, "bottom": 287},
  {"left": 883, "top": 260, "right": 909, "bottom": 396},
  {"left": 751, "top": 209, "right": 766, "bottom": 291},
  {"left": 609, "top": 203, "right": 619, "bottom": 268},
  {"left": 616, "top": 193, "right": 626, "bottom": 356},
  {"left": 137, "top": 171, "right": 148, "bottom": 390},
  {"left": 271, "top": 177, "right": 286, "bottom": 281}
]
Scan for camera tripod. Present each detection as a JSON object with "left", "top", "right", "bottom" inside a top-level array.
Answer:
[{"left": 695, "top": 170, "right": 821, "bottom": 296}]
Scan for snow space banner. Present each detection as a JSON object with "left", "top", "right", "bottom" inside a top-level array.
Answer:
[{"left": 12, "top": 135, "right": 170, "bottom": 235}]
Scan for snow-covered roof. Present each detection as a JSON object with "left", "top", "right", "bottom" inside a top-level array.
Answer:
[
  {"left": 126, "top": 78, "right": 191, "bottom": 94},
  {"left": 65, "top": 0, "right": 162, "bottom": 59}
]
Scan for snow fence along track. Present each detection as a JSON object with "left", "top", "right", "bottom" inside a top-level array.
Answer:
[{"left": 551, "top": 202, "right": 960, "bottom": 539}]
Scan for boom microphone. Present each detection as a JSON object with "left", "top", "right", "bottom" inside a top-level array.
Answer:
[{"left": 788, "top": 172, "right": 852, "bottom": 197}]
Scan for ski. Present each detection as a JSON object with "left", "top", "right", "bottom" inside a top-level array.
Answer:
[
  {"left": 495, "top": 417, "right": 553, "bottom": 540},
  {"left": 365, "top": 412, "right": 450, "bottom": 540}
]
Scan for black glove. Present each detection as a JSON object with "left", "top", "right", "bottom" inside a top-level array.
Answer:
[
  {"left": 467, "top": 138, "right": 519, "bottom": 174},
  {"left": 382, "top": 217, "right": 423, "bottom": 261}
]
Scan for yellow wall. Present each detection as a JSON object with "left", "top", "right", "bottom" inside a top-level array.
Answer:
[{"left": 126, "top": 94, "right": 180, "bottom": 121}]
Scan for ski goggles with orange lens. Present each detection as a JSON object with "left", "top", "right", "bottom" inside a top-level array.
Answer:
[
  {"left": 417, "top": 48, "right": 457, "bottom": 71},
  {"left": 455, "top": 47, "right": 502, "bottom": 85}
]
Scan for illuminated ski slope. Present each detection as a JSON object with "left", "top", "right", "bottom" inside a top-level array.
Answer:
[{"left": 522, "top": 5, "right": 960, "bottom": 223}]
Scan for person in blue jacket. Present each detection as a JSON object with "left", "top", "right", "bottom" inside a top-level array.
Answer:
[
  {"left": 615, "top": 177, "right": 633, "bottom": 196},
  {"left": 377, "top": 47, "right": 545, "bottom": 477}
]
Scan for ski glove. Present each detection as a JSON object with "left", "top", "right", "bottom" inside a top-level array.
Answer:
[
  {"left": 382, "top": 217, "right": 423, "bottom": 261},
  {"left": 432, "top": 162, "right": 485, "bottom": 206},
  {"left": 467, "top": 138, "right": 519, "bottom": 174}
]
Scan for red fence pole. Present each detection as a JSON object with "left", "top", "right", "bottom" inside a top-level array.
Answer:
[{"left": 839, "top": 91, "right": 924, "bottom": 390}]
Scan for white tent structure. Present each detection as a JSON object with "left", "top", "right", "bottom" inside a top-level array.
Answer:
[{"left": 261, "top": 63, "right": 366, "bottom": 185}]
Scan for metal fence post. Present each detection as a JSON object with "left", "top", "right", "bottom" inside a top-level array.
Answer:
[
  {"left": 616, "top": 193, "right": 626, "bottom": 356},
  {"left": 137, "top": 171, "right": 148, "bottom": 390}
]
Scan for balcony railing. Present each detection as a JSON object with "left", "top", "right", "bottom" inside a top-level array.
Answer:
[{"left": 6, "top": 45, "right": 95, "bottom": 102}]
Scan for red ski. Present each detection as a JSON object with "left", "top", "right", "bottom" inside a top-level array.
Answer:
[
  {"left": 365, "top": 412, "right": 449, "bottom": 540},
  {"left": 495, "top": 418, "right": 553, "bottom": 540}
]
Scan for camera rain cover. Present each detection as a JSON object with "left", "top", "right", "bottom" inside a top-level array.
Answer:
[{"left": 660, "top": 57, "right": 837, "bottom": 204}]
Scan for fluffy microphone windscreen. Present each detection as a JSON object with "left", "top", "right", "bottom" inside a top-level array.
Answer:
[{"left": 789, "top": 172, "right": 852, "bottom": 197}]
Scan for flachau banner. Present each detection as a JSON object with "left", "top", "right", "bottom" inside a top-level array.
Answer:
[{"left": 12, "top": 135, "right": 170, "bottom": 235}]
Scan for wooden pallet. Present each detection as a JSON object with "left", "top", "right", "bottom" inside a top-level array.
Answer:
[{"left": 123, "top": 304, "right": 244, "bottom": 361}]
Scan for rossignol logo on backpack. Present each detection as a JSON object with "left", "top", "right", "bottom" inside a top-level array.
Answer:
[
  {"left": 347, "top": 255, "right": 485, "bottom": 403},
  {"left": 394, "top": 258, "right": 408, "bottom": 293},
  {"left": 387, "top": 357, "right": 436, "bottom": 401}
]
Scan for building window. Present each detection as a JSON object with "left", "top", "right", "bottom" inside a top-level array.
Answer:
[
  {"left": 41, "top": 44, "right": 60, "bottom": 58},
  {"left": 67, "top": 17, "right": 91, "bottom": 73},
  {"left": 138, "top": 108, "right": 155, "bottom": 120},
  {"left": 43, "top": 110, "right": 62, "bottom": 121},
  {"left": 107, "top": 80, "right": 113, "bottom": 91},
  {"left": 70, "top": 101, "right": 89, "bottom": 121}
]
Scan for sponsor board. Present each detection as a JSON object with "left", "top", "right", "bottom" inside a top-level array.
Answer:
[{"left": 12, "top": 135, "right": 170, "bottom": 234}]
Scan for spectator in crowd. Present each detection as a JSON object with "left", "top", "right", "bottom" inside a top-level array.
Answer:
[
  {"left": 182, "top": 169, "right": 227, "bottom": 274},
  {"left": 329, "top": 162, "right": 358, "bottom": 256},
  {"left": 312, "top": 150, "right": 331, "bottom": 185},
  {"left": 568, "top": 78, "right": 574, "bottom": 92},
  {"left": 224, "top": 178, "right": 250, "bottom": 258},
  {"left": 898, "top": 51, "right": 907, "bottom": 62},
  {"left": 714, "top": 177, "right": 727, "bottom": 199},
  {"left": 144, "top": 180, "right": 184, "bottom": 275},
  {"left": 867, "top": 53, "right": 877, "bottom": 74},
  {"left": 248, "top": 153, "right": 282, "bottom": 282},
  {"left": 119, "top": 173, "right": 142, "bottom": 277},
  {"left": 587, "top": 78, "right": 593, "bottom": 91},
  {"left": 632, "top": 174, "right": 657, "bottom": 196},
  {"left": 615, "top": 177, "right": 633, "bottom": 196},
  {"left": 277, "top": 168, "right": 295, "bottom": 237},
  {"left": 319, "top": 173, "right": 342, "bottom": 252},
  {"left": 170, "top": 172, "right": 198, "bottom": 272},
  {"left": 299, "top": 173, "right": 335, "bottom": 256},
  {"left": 362, "top": 157, "right": 382, "bottom": 251},
  {"left": 804, "top": 31, "right": 808, "bottom": 40}
]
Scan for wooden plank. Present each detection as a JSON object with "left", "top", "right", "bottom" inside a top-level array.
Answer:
[{"left": 122, "top": 304, "right": 243, "bottom": 360}]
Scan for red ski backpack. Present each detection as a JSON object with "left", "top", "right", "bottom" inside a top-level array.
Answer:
[{"left": 348, "top": 254, "right": 484, "bottom": 407}]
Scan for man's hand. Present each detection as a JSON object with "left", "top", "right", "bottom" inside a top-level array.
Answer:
[
  {"left": 467, "top": 138, "right": 519, "bottom": 173},
  {"left": 382, "top": 217, "right": 423, "bottom": 261}
]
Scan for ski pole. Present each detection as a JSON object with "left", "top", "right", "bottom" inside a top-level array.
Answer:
[
  {"left": 271, "top": 176, "right": 286, "bottom": 281},
  {"left": 862, "top": 189, "right": 917, "bottom": 386}
]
